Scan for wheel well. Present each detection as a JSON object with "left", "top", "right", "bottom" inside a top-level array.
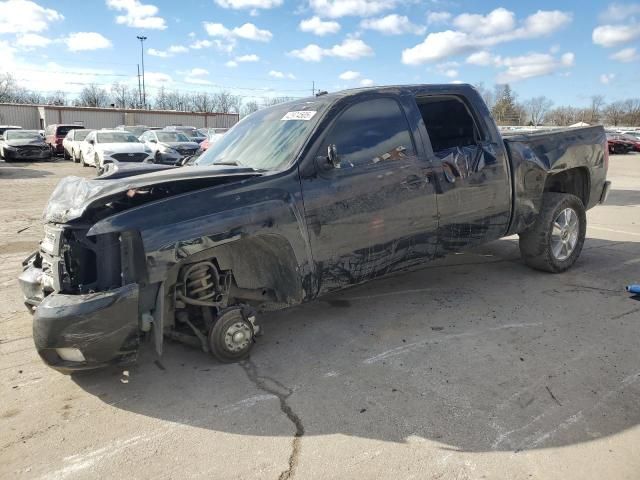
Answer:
[
  {"left": 543, "top": 168, "right": 590, "bottom": 206},
  {"left": 178, "top": 235, "right": 304, "bottom": 308}
]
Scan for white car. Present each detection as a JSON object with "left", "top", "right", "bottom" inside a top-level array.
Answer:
[
  {"left": 62, "top": 129, "right": 92, "bottom": 162},
  {"left": 78, "top": 130, "right": 154, "bottom": 170},
  {"left": 139, "top": 130, "right": 200, "bottom": 165}
]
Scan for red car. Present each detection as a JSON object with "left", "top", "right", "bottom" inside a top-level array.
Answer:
[
  {"left": 44, "top": 124, "right": 85, "bottom": 155},
  {"left": 617, "top": 133, "right": 640, "bottom": 152},
  {"left": 606, "top": 133, "right": 635, "bottom": 154}
]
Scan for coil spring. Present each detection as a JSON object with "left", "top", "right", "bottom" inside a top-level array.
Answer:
[{"left": 183, "top": 262, "right": 220, "bottom": 302}]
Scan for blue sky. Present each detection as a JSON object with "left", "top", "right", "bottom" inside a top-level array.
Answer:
[{"left": 0, "top": 0, "right": 639, "bottom": 106}]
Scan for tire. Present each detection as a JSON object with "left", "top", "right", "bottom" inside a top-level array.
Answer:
[
  {"left": 208, "top": 308, "right": 255, "bottom": 363},
  {"left": 80, "top": 152, "right": 87, "bottom": 167},
  {"left": 63, "top": 148, "right": 70, "bottom": 160},
  {"left": 519, "top": 193, "right": 586, "bottom": 273}
]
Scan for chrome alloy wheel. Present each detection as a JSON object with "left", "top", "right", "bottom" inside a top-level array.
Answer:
[{"left": 551, "top": 208, "right": 579, "bottom": 261}]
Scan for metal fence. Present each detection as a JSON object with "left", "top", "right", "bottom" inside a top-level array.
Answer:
[{"left": 0, "top": 103, "right": 239, "bottom": 130}]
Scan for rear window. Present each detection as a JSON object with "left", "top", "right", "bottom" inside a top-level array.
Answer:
[{"left": 56, "top": 126, "right": 83, "bottom": 136}]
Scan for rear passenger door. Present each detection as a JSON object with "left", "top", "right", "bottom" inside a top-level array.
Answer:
[
  {"left": 414, "top": 93, "right": 512, "bottom": 254},
  {"left": 300, "top": 95, "right": 439, "bottom": 294}
]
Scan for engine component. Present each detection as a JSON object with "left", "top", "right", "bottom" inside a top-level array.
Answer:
[{"left": 177, "top": 261, "right": 223, "bottom": 307}]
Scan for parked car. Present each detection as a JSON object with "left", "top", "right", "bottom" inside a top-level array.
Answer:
[
  {"left": 0, "top": 125, "right": 22, "bottom": 136},
  {"left": 44, "top": 124, "right": 84, "bottom": 156},
  {"left": 606, "top": 132, "right": 635, "bottom": 154},
  {"left": 78, "top": 129, "right": 153, "bottom": 171},
  {"left": 115, "top": 125, "right": 151, "bottom": 138},
  {"left": 164, "top": 125, "right": 207, "bottom": 143},
  {"left": 0, "top": 129, "right": 50, "bottom": 161},
  {"left": 139, "top": 130, "right": 200, "bottom": 164},
  {"left": 19, "top": 84, "right": 611, "bottom": 372},
  {"left": 199, "top": 128, "right": 229, "bottom": 151},
  {"left": 616, "top": 133, "right": 640, "bottom": 152},
  {"left": 62, "top": 129, "right": 92, "bottom": 162}
]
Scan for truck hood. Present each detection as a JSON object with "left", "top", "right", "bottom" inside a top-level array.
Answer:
[{"left": 44, "top": 164, "right": 264, "bottom": 224}]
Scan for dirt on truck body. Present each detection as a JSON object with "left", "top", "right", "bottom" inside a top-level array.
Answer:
[{"left": 18, "top": 84, "right": 611, "bottom": 372}]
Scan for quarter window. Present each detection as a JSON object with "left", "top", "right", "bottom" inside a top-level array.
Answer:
[{"left": 322, "top": 98, "right": 416, "bottom": 168}]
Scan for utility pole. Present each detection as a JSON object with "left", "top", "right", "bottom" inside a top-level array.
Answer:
[
  {"left": 312, "top": 81, "right": 315, "bottom": 96},
  {"left": 137, "top": 35, "right": 147, "bottom": 108},
  {"left": 137, "top": 64, "right": 142, "bottom": 107}
]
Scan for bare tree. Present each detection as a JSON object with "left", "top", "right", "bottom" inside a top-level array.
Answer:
[
  {"left": 212, "top": 91, "right": 242, "bottom": 113},
  {"left": 524, "top": 96, "right": 554, "bottom": 126},
  {"left": 155, "top": 86, "right": 169, "bottom": 110},
  {"left": 262, "top": 96, "right": 295, "bottom": 107},
  {"left": 0, "top": 73, "right": 17, "bottom": 102},
  {"left": 474, "top": 82, "right": 495, "bottom": 110},
  {"left": 588, "top": 95, "right": 605, "bottom": 124},
  {"left": 604, "top": 101, "right": 626, "bottom": 126},
  {"left": 191, "top": 92, "right": 213, "bottom": 112},
  {"left": 78, "top": 84, "right": 109, "bottom": 107},
  {"left": 110, "top": 82, "right": 137, "bottom": 109},
  {"left": 242, "top": 100, "right": 260, "bottom": 116},
  {"left": 45, "top": 90, "right": 66, "bottom": 106}
]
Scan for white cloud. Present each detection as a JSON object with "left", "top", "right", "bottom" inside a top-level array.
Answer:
[
  {"left": 339, "top": 70, "right": 360, "bottom": 80},
  {"left": 235, "top": 54, "right": 260, "bottom": 62},
  {"left": 215, "top": 0, "right": 282, "bottom": 9},
  {"left": 148, "top": 45, "right": 187, "bottom": 57},
  {"left": 290, "top": 38, "right": 374, "bottom": 61},
  {"left": 106, "top": 0, "right": 167, "bottom": 30},
  {"left": 204, "top": 22, "right": 272, "bottom": 42},
  {"left": 443, "top": 69, "right": 458, "bottom": 78},
  {"left": 268, "top": 70, "right": 296, "bottom": 79},
  {"left": 0, "top": 0, "right": 63, "bottom": 34},
  {"left": 190, "top": 39, "right": 213, "bottom": 49},
  {"left": 402, "top": 8, "right": 572, "bottom": 65},
  {"left": 188, "top": 68, "right": 209, "bottom": 76},
  {"left": 600, "top": 73, "right": 616, "bottom": 84},
  {"left": 593, "top": 24, "right": 640, "bottom": 47},
  {"left": 453, "top": 7, "right": 515, "bottom": 36},
  {"left": 360, "top": 14, "right": 426, "bottom": 35},
  {"left": 233, "top": 23, "right": 273, "bottom": 41},
  {"left": 226, "top": 60, "right": 238, "bottom": 68},
  {"left": 611, "top": 47, "right": 639, "bottom": 62},
  {"left": 360, "top": 78, "right": 374, "bottom": 86},
  {"left": 496, "top": 52, "right": 575, "bottom": 83},
  {"left": 65, "top": 32, "right": 112, "bottom": 52},
  {"left": 309, "top": 0, "right": 396, "bottom": 18},
  {"left": 599, "top": 3, "right": 640, "bottom": 22},
  {"left": 466, "top": 51, "right": 500, "bottom": 66},
  {"left": 299, "top": 16, "right": 341, "bottom": 36},
  {"left": 427, "top": 11, "right": 451, "bottom": 24},
  {"left": 15, "top": 33, "right": 51, "bottom": 49},
  {"left": 143, "top": 71, "right": 173, "bottom": 86}
]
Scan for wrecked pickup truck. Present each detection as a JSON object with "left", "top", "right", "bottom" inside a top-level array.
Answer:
[{"left": 19, "top": 84, "right": 611, "bottom": 372}]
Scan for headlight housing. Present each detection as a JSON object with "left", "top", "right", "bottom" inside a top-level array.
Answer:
[
  {"left": 158, "top": 144, "right": 176, "bottom": 154},
  {"left": 4, "top": 145, "right": 17, "bottom": 151},
  {"left": 101, "top": 150, "right": 115, "bottom": 156}
]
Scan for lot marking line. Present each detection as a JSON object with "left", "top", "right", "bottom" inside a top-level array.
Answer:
[{"left": 589, "top": 226, "right": 640, "bottom": 237}]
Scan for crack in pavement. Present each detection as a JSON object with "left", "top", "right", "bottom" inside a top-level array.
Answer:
[{"left": 241, "top": 360, "right": 304, "bottom": 480}]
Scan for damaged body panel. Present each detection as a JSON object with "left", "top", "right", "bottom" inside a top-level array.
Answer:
[{"left": 19, "top": 84, "right": 610, "bottom": 372}]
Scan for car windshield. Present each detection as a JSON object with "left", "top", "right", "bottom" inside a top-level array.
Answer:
[
  {"left": 97, "top": 132, "right": 140, "bottom": 143},
  {"left": 74, "top": 130, "right": 91, "bottom": 141},
  {"left": 157, "top": 132, "right": 190, "bottom": 142},
  {"left": 6, "top": 130, "right": 41, "bottom": 140},
  {"left": 124, "top": 127, "right": 148, "bottom": 137},
  {"left": 196, "top": 99, "right": 329, "bottom": 171}
]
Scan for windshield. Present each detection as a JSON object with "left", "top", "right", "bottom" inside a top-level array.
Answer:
[
  {"left": 124, "top": 127, "right": 148, "bottom": 137},
  {"left": 157, "top": 132, "right": 190, "bottom": 142},
  {"left": 97, "top": 132, "right": 140, "bottom": 143},
  {"left": 74, "top": 130, "right": 91, "bottom": 141},
  {"left": 196, "top": 99, "right": 329, "bottom": 170},
  {"left": 6, "top": 130, "right": 41, "bottom": 140}
]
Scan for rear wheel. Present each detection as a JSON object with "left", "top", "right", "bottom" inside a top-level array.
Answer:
[
  {"left": 208, "top": 308, "right": 255, "bottom": 363},
  {"left": 80, "top": 152, "right": 87, "bottom": 167},
  {"left": 63, "top": 148, "right": 70, "bottom": 160},
  {"left": 519, "top": 193, "right": 586, "bottom": 273}
]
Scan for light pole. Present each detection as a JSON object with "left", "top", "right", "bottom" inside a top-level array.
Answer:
[{"left": 137, "top": 35, "right": 147, "bottom": 108}]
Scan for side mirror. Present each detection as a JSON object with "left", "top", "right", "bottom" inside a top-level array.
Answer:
[
  {"left": 88, "top": 139, "right": 95, "bottom": 145},
  {"left": 149, "top": 139, "right": 157, "bottom": 143},
  {"left": 327, "top": 144, "right": 340, "bottom": 168}
]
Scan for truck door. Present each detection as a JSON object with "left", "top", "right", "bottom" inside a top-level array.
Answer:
[
  {"left": 300, "top": 96, "right": 439, "bottom": 295},
  {"left": 413, "top": 94, "right": 512, "bottom": 254}
]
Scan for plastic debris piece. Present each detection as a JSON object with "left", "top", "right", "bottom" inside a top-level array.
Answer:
[
  {"left": 626, "top": 285, "right": 640, "bottom": 295},
  {"left": 120, "top": 370, "right": 130, "bottom": 384}
]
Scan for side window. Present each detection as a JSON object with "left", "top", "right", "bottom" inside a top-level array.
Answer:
[{"left": 323, "top": 98, "right": 416, "bottom": 168}]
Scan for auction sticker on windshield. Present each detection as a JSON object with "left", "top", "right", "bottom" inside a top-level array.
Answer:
[{"left": 281, "top": 111, "right": 317, "bottom": 121}]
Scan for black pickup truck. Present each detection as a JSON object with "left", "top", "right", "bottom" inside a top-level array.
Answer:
[{"left": 19, "top": 84, "right": 611, "bottom": 372}]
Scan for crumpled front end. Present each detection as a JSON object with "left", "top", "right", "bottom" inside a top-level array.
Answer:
[{"left": 19, "top": 222, "right": 144, "bottom": 373}]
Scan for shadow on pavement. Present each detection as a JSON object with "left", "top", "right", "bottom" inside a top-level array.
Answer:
[
  {"left": 72, "top": 238, "right": 640, "bottom": 453},
  {"left": 0, "top": 164, "right": 54, "bottom": 179},
  {"left": 605, "top": 189, "right": 640, "bottom": 207}
]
